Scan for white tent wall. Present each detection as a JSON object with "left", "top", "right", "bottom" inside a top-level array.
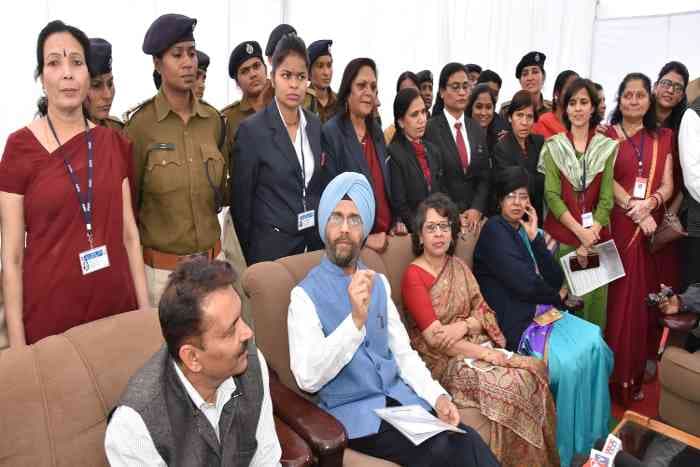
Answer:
[
  {"left": 1, "top": 0, "right": 595, "bottom": 153},
  {"left": 2, "top": 1, "right": 698, "bottom": 153},
  {"left": 591, "top": 7, "right": 700, "bottom": 122}
]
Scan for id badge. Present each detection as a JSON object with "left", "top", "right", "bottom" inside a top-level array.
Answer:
[
  {"left": 79, "top": 245, "right": 110, "bottom": 275},
  {"left": 633, "top": 177, "right": 648, "bottom": 199},
  {"left": 581, "top": 212, "right": 594, "bottom": 229},
  {"left": 297, "top": 210, "right": 315, "bottom": 231}
]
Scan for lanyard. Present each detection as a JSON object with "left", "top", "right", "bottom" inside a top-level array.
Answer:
[
  {"left": 299, "top": 120, "right": 308, "bottom": 211},
  {"left": 620, "top": 126, "right": 646, "bottom": 176},
  {"left": 576, "top": 138, "right": 590, "bottom": 212},
  {"left": 47, "top": 115, "right": 95, "bottom": 248}
]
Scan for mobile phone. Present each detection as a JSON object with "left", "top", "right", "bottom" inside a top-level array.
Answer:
[
  {"left": 522, "top": 212, "right": 530, "bottom": 223},
  {"left": 569, "top": 253, "right": 600, "bottom": 271}
]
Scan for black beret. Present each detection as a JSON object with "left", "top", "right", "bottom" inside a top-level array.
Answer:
[
  {"left": 265, "top": 24, "right": 296, "bottom": 57},
  {"left": 416, "top": 70, "right": 433, "bottom": 84},
  {"left": 88, "top": 38, "right": 112, "bottom": 77},
  {"left": 307, "top": 39, "right": 332, "bottom": 67},
  {"left": 196, "top": 50, "right": 210, "bottom": 71},
  {"left": 142, "top": 14, "right": 197, "bottom": 56},
  {"left": 516, "top": 51, "right": 546, "bottom": 79},
  {"left": 228, "top": 40, "right": 263, "bottom": 79}
]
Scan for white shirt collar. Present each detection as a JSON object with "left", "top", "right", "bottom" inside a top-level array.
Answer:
[
  {"left": 275, "top": 97, "right": 307, "bottom": 130},
  {"left": 172, "top": 360, "right": 237, "bottom": 410},
  {"left": 443, "top": 108, "right": 464, "bottom": 129}
]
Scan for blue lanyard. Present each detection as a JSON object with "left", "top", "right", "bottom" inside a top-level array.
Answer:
[
  {"left": 620, "top": 126, "right": 646, "bottom": 176},
  {"left": 47, "top": 115, "right": 95, "bottom": 248}
]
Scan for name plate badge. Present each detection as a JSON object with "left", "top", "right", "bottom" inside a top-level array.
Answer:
[{"left": 79, "top": 245, "right": 110, "bottom": 275}]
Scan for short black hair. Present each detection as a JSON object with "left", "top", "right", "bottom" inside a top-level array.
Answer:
[
  {"left": 159, "top": 258, "right": 238, "bottom": 361},
  {"left": 35, "top": 20, "right": 91, "bottom": 116},
  {"left": 464, "top": 63, "right": 482, "bottom": 75},
  {"left": 495, "top": 166, "right": 530, "bottom": 202},
  {"left": 656, "top": 61, "right": 690, "bottom": 133},
  {"left": 477, "top": 69, "right": 502, "bottom": 88},
  {"left": 506, "top": 90, "right": 534, "bottom": 118},
  {"left": 561, "top": 78, "right": 602, "bottom": 130},
  {"left": 271, "top": 34, "right": 309, "bottom": 73},
  {"left": 412, "top": 193, "right": 460, "bottom": 256},
  {"left": 610, "top": 73, "right": 657, "bottom": 133}
]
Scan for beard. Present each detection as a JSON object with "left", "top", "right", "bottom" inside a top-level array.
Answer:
[{"left": 327, "top": 235, "right": 360, "bottom": 268}]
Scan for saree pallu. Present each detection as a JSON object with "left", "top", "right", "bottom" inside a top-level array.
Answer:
[
  {"left": 407, "top": 257, "right": 559, "bottom": 467},
  {"left": 605, "top": 127, "right": 671, "bottom": 406}
]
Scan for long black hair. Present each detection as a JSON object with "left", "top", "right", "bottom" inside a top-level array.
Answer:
[
  {"left": 610, "top": 73, "right": 657, "bottom": 133},
  {"left": 432, "top": 62, "right": 465, "bottom": 115},
  {"left": 35, "top": 20, "right": 91, "bottom": 116},
  {"left": 392, "top": 87, "right": 423, "bottom": 143},
  {"left": 336, "top": 57, "right": 378, "bottom": 132},
  {"left": 656, "top": 61, "right": 689, "bottom": 133},
  {"left": 465, "top": 83, "right": 498, "bottom": 150}
]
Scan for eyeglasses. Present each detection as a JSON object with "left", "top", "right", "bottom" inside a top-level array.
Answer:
[
  {"left": 446, "top": 82, "right": 470, "bottom": 92},
  {"left": 658, "top": 79, "right": 684, "bottom": 94},
  {"left": 424, "top": 222, "right": 452, "bottom": 233},
  {"left": 328, "top": 213, "right": 363, "bottom": 228},
  {"left": 504, "top": 192, "right": 530, "bottom": 202}
]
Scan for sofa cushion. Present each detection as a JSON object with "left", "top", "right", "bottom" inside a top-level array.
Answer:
[{"left": 0, "top": 310, "right": 162, "bottom": 467}]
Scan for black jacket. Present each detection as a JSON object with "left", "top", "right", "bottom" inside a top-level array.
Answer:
[
  {"left": 322, "top": 114, "right": 395, "bottom": 228},
  {"left": 231, "top": 102, "right": 327, "bottom": 265},
  {"left": 424, "top": 112, "right": 490, "bottom": 213},
  {"left": 474, "top": 216, "right": 564, "bottom": 350},
  {"left": 493, "top": 133, "right": 545, "bottom": 224},
  {"left": 387, "top": 136, "right": 445, "bottom": 231}
]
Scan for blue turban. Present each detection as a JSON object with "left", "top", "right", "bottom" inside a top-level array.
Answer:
[{"left": 318, "top": 172, "right": 375, "bottom": 243}]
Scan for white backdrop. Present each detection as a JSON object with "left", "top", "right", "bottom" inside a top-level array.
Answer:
[{"left": 2, "top": 0, "right": 698, "bottom": 153}]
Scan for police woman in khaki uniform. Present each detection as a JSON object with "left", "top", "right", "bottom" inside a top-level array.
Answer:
[
  {"left": 124, "top": 14, "right": 239, "bottom": 306},
  {"left": 307, "top": 39, "right": 338, "bottom": 123},
  {"left": 85, "top": 38, "right": 123, "bottom": 130},
  {"left": 499, "top": 51, "right": 552, "bottom": 121}
]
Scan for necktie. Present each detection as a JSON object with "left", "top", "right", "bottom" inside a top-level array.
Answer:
[{"left": 454, "top": 122, "right": 469, "bottom": 172}]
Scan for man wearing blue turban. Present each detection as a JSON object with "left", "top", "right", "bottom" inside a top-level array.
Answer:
[{"left": 287, "top": 172, "right": 500, "bottom": 465}]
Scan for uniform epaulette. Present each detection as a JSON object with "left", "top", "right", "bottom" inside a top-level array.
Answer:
[
  {"left": 306, "top": 87, "right": 317, "bottom": 97},
  {"left": 220, "top": 100, "right": 242, "bottom": 115},
  {"left": 123, "top": 97, "right": 154, "bottom": 124}
]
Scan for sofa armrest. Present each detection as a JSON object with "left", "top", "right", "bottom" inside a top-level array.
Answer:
[
  {"left": 275, "top": 415, "right": 314, "bottom": 467},
  {"left": 659, "top": 312, "right": 699, "bottom": 333},
  {"left": 269, "top": 374, "right": 347, "bottom": 467}
]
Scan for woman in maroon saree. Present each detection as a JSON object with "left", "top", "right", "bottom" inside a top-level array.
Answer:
[
  {"left": 0, "top": 21, "right": 148, "bottom": 346},
  {"left": 605, "top": 73, "right": 674, "bottom": 405}
]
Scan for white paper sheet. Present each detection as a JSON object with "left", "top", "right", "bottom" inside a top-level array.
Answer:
[
  {"left": 560, "top": 239, "right": 626, "bottom": 296},
  {"left": 374, "top": 405, "right": 465, "bottom": 445}
]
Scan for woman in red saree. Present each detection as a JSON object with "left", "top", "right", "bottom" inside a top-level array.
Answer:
[
  {"left": 605, "top": 73, "right": 674, "bottom": 405},
  {"left": 401, "top": 193, "right": 559, "bottom": 467}
]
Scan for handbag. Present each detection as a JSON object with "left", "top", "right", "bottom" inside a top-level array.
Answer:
[{"left": 649, "top": 202, "right": 687, "bottom": 253}]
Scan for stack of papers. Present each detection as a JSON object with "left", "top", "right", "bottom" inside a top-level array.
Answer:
[
  {"left": 374, "top": 405, "right": 465, "bottom": 445},
  {"left": 560, "top": 240, "right": 626, "bottom": 296}
]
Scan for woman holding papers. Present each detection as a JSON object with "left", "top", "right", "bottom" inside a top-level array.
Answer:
[
  {"left": 537, "top": 78, "right": 618, "bottom": 330},
  {"left": 402, "top": 192, "right": 559, "bottom": 467},
  {"left": 604, "top": 73, "right": 675, "bottom": 406},
  {"left": 473, "top": 167, "right": 613, "bottom": 467}
]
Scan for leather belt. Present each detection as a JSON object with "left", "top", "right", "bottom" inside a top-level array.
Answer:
[{"left": 143, "top": 240, "right": 222, "bottom": 271}]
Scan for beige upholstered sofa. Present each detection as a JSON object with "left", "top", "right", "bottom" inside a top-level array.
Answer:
[
  {"left": 0, "top": 308, "right": 321, "bottom": 467},
  {"left": 242, "top": 233, "right": 489, "bottom": 466}
]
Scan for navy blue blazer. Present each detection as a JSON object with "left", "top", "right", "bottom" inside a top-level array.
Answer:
[
  {"left": 231, "top": 101, "right": 327, "bottom": 265},
  {"left": 322, "top": 114, "right": 395, "bottom": 227},
  {"left": 474, "top": 216, "right": 564, "bottom": 350}
]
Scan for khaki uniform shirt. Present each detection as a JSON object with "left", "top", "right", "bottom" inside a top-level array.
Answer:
[
  {"left": 308, "top": 85, "right": 338, "bottom": 124},
  {"left": 221, "top": 80, "right": 274, "bottom": 155},
  {"left": 124, "top": 88, "right": 227, "bottom": 255}
]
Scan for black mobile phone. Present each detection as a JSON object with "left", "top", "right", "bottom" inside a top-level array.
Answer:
[{"left": 522, "top": 212, "right": 530, "bottom": 223}]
